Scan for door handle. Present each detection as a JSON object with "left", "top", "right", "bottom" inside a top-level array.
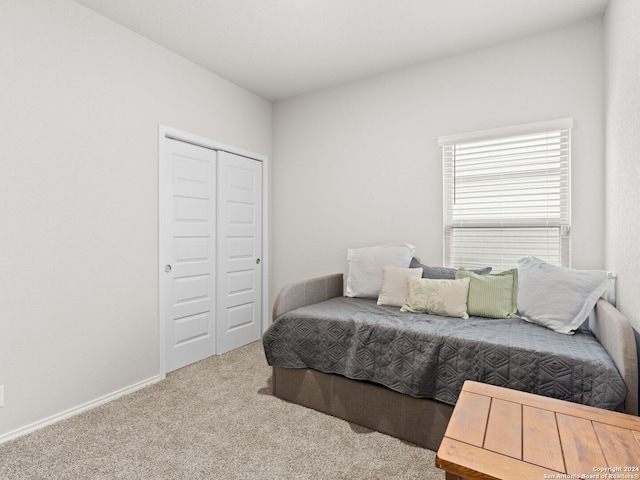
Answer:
[
  {"left": 165, "top": 265, "right": 172, "bottom": 273},
  {"left": 256, "top": 258, "right": 261, "bottom": 265}
]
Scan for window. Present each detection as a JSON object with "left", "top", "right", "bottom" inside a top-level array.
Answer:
[{"left": 439, "top": 118, "right": 572, "bottom": 272}]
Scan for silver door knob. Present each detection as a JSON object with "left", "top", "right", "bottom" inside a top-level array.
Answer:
[
  {"left": 256, "top": 258, "right": 261, "bottom": 265},
  {"left": 165, "top": 265, "right": 172, "bottom": 273}
]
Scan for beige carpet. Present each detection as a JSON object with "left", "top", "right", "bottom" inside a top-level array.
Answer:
[{"left": 0, "top": 341, "right": 445, "bottom": 479}]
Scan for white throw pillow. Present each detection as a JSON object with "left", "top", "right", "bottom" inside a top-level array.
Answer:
[
  {"left": 517, "top": 256, "right": 611, "bottom": 334},
  {"left": 345, "top": 243, "right": 416, "bottom": 298},
  {"left": 377, "top": 266, "right": 424, "bottom": 307},
  {"left": 401, "top": 277, "right": 471, "bottom": 319}
]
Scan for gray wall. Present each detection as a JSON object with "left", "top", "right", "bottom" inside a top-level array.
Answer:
[
  {"left": 0, "top": 1, "right": 272, "bottom": 438},
  {"left": 272, "top": 19, "right": 605, "bottom": 305},
  {"left": 605, "top": 0, "right": 640, "bottom": 332}
]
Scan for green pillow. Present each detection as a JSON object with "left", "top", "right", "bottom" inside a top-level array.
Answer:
[
  {"left": 401, "top": 277, "right": 471, "bottom": 319},
  {"left": 455, "top": 268, "right": 518, "bottom": 319}
]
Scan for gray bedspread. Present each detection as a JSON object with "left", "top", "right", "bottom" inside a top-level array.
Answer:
[{"left": 263, "top": 296, "right": 627, "bottom": 410}]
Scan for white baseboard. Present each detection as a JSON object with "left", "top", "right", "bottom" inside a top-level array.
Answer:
[{"left": 0, "top": 375, "right": 162, "bottom": 445}]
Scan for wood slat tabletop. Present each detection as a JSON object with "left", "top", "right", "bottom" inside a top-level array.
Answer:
[{"left": 435, "top": 381, "right": 640, "bottom": 480}]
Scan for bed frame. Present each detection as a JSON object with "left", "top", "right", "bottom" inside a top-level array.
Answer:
[{"left": 270, "top": 273, "right": 639, "bottom": 451}]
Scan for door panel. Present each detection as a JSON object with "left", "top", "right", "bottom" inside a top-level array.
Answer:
[
  {"left": 164, "top": 139, "right": 216, "bottom": 372},
  {"left": 216, "top": 151, "right": 263, "bottom": 354}
]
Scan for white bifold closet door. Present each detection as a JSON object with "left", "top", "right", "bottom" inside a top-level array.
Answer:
[
  {"left": 216, "top": 151, "right": 263, "bottom": 355},
  {"left": 163, "top": 139, "right": 262, "bottom": 372},
  {"left": 164, "top": 139, "right": 217, "bottom": 373}
]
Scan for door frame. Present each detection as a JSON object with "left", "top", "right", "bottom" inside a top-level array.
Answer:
[{"left": 158, "top": 124, "right": 269, "bottom": 378}]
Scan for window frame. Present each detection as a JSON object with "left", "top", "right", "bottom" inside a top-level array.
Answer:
[{"left": 439, "top": 118, "right": 573, "bottom": 272}]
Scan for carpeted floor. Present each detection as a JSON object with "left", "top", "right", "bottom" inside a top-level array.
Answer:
[{"left": 0, "top": 341, "right": 445, "bottom": 479}]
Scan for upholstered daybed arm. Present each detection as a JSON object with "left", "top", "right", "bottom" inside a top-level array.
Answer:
[
  {"left": 272, "top": 273, "right": 344, "bottom": 321},
  {"left": 592, "top": 299, "right": 639, "bottom": 415}
]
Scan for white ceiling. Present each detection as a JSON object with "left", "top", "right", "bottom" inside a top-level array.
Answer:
[{"left": 72, "top": 0, "right": 609, "bottom": 101}]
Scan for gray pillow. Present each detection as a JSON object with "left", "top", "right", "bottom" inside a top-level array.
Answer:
[
  {"left": 410, "top": 258, "right": 492, "bottom": 279},
  {"left": 517, "top": 256, "right": 611, "bottom": 334}
]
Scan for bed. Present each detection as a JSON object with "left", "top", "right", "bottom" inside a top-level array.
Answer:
[{"left": 263, "top": 271, "right": 639, "bottom": 451}]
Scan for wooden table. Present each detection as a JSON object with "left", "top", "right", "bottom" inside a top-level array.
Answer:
[{"left": 435, "top": 381, "right": 640, "bottom": 480}]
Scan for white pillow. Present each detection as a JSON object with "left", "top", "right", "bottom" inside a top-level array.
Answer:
[
  {"left": 377, "top": 266, "right": 424, "bottom": 307},
  {"left": 517, "top": 256, "right": 611, "bottom": 334},
  {"left": 345, "top": 243, "right": 416, "bottom": 298},
  {"left": 401, "top": 277, "right": 471, "bottom": 319}
]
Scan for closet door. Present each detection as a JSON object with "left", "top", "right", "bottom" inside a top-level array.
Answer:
[
  {"left": 162, "top": 139, "right": 216, "bottom": 372},
  {"left": 216, "top": 151, "right": 263, "bottom": 354}
]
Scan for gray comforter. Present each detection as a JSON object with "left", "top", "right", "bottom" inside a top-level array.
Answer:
[{"left": 263, "top": 296, "right": 627, "bottom": 410}]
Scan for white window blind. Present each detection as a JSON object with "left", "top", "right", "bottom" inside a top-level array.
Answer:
[{"left": 440, "top": 119, "right": 572, "bottom": 272}]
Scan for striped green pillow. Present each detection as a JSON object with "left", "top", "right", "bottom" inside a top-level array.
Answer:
[{"left": 455, "top": 268, "right": 519, "bottom": 319}]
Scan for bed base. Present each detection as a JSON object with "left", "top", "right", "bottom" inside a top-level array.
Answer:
[{"left": 273, "top": 366, "right": 453, "bottom": 451}]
